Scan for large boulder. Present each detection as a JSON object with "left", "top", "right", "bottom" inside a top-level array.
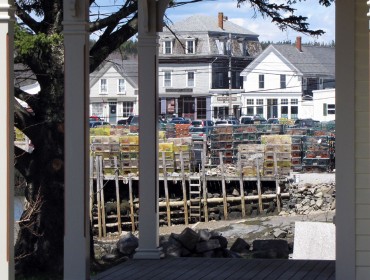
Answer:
[{"left": 116, "top": 232, "right": 139, "bottom": 256}]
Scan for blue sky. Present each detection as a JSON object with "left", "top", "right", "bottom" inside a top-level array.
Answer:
[{"left": 165, "top": 0, "right": 335, "bottom": 44}]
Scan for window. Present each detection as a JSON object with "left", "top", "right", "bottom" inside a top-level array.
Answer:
[
  {"left": 118, "top": 79, "right": 125, "bottom": 94},
  {"left": 256, "top": 99, "right": 263, "bottom": 116},
  {"left": 218, "top": 73, "right": 224, "bottom": 87},
  {"left": 247, "top": 99, "right": 254, "bottom": 115},
  {"left": 291, "top": 99, "right": 298, "bottom": 119},
  {"left": 164, "top": 41, "right": 172, "bottom": 54},
  {"left": 197, "top": 97, "right": 206, "bottom": 119},
  {"left": 324, "top": 103, "right": 336, "bottom": 116},
  {"left": 259, "top": 74, "right": 264, "bottom": 89},
  {"left": 281, "top": 99, "right": 288, "bottom": 118},
  {"left": 328, "top": 104, "right": 335, "bottom": 114},
  {"left": 291, "top": 99, "right": 298, "bottom": 105},
  {"left": 122, "top": 101, "right": 134, "bottom": 117},
  {"left": 164, "top": 72, "right": 172, "bottom": 87},
  {"left": 186, "top": 40, "right": 194, "bottom": 54},
  {"left": 319, "top": 78, "right": 324, "bottom": 89},
  {"left": 280, "top": 74, "right": 286, "bottom": 89},
  {"left": 92, "top": 103, "right": 103, "bottom": 116},
  {"left": 302, "top": 78, "right": 307, "bottom": 90},
  {"left": 236, "top": 72, "right": 241, "bottom": 89},
  {"left": 187, "top": 71, "right": 195, "bottom": 87},
  {"left": 100, "top": 79, "right": 107, "bottom": 94}
]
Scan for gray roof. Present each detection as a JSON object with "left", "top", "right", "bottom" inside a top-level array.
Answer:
[
  {"left": 165, "top": 14, "right": 258, "bottom": 36},
  {"left": 272, "top": 44, "right": 335, "bottom": 76},
  {"left": 90, "top": 58, "right": 138, "bottom": 88}
]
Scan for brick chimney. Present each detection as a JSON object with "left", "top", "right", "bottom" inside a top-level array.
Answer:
[
  {"left": 296, "top": 36, "right": 302, "bottom": 52},
  {"left": 218, "top": 12, "right": 224, "bottom": 29}
]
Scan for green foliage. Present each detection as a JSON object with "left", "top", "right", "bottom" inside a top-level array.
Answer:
[
  {"left": 14, "top": 24, "right": 63, "bottom": 56},
  {"left": 260, "top": 39, "right": 335, "bottom": 50}
]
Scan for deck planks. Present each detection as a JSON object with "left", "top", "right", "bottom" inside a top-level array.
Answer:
[{"left": 92, "top": 258, "right": 335, "bottom": 280}]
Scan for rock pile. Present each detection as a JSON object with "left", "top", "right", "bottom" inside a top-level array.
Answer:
[
  {"left": 282, "top": 182, "right": 336, "bottom": 215},
  {"left": 95, "top": 227, "right": 291, "bottom": 263}
]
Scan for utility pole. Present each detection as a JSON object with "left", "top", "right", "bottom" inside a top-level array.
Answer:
[{"left": 228, "top": 32, "right": 232, "bottom": 118}]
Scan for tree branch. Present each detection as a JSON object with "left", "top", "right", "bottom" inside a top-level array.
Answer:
[
  {"left": 237, "top": 0, "right": 326, "bottom": 36},
  {"left": 89, "top": 1, "right": 137, "bottom": 33},
  {"left": 15, "top": 3, "right": 41, "bottom": 33},
  {"left": 15, "top": 87, "right": 40, "bottom": 114},
  {"left": 89, "top": 15, "right": 138, "bottom": 73},
  {"left": 14, "top": 100, "right": 42, "bottom": 143},
  {"left": 14, "top": 145, "right": 33, "bottom": 181}
]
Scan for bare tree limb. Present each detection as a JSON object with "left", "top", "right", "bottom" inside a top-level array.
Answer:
[
  {"left": 89, "top": 1, "right": 137, "bottom": 33},
  {"left": 14, "top": 87, "right": 40, "bottom": 114},
  {"left": 89, "top": 15, "right": 138, "bottom": 73},
  {"left": 15, "top": 2, "right": 41, "bottom": 33},
  {"left": 14, "top": 145, "right": 33, "bottom": 180}
]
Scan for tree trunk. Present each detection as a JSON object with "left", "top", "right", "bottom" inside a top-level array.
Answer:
[{"left": 15, "top": 122, "right": 65, "bottom": 276}]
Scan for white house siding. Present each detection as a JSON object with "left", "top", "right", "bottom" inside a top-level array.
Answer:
[
  {"left": 312, "top": 89, "right": 335, "bottom": 122},
  {"left": 90, "top": 65, "right": 138, "bottom": 123},
  {"left": 159, "top": 63, "right": 211, "bottom": 119},
  {"left": 159, "top": 64, "right": 209, "bottom": 94},
  {"left": 354, "top": 0, "right": 370, "bottom": 278},
  {"left": 242, "top": 51, "right": 302, "bottom": 119}
]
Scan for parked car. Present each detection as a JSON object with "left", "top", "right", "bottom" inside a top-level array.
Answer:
[
  {"left": 189, "top": 127, "right": 208, "bottom": 141},
  {"left": 294, "top": 118, "right": 320, "bottom": 128},
  {"left": 90, "top": 115, "right": 103, "bottom": 121},
  {"left": 117, "top": 115, "right": 134, "bottom": 125},
  {"left": 89, "top": 121, "right": 110, "bottom": 128},
  {"left": 190, "top": 119, "right": 214, "bottom": 127},
  {"left": 227, "top": 116, "right": 240, "bottom": 124},
  {"left": 169, "top": 117, "right": 190, "bottom": 124},
  {"left": 267, "top": 118, "right": 280, "bottom": 124},
  {"left": 215, "top": 119, "right": 238, "bottom": 126},
  {"left": 240, "top": 115, "right": 267, "bottom": 124}
]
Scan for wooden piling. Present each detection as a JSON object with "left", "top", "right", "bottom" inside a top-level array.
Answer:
[
  {"left": 89, "top": 156, "right": 94, "bottom": 226},
  {"left": 201, "top": 150, "right": 208, "bottom": 222},
  {"left": 256, "top": 158, "right": 263, "bottom": 213},
  {"left": 99, "top": 156, "right": 107, "bottom": 237},
  {"left": 219, "top": 152, "right": 228, "bottom": 220},
  {"left": 128, "top": 174, "right": 135, "bottom": 232},
  {"left": 237, "top": 153, "right": 246, "bottom": 217},
  {"left": 114, "top": 156, "right": 122, "bottom": 235},
  {"left": 95, "top": 156, "right": 102, "bottom": 238},
  {"left": 162, "top": 152, "right": 171, "bottom": 226},
  {"left": 273, "top": 152, "right": 281, "bottom": 212},
  {"left": 180, "top": 151, "right": 188, "bottom": 225}
]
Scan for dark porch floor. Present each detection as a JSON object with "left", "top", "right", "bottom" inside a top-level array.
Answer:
[{"left": 93, "top": 258, "right": 335, "bottom": 280}]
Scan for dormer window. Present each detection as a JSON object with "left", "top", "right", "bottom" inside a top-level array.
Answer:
[
  {"left": 186, "top": 40, "right": 195, "bottom": 54},
  {"left": 163, "top": 40, "right": 172, "bottom": 54}
]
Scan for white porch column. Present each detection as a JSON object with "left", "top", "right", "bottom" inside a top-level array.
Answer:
[
  {"left": 0, "top": 1, "right": 14, "bottom": 278},
  {"left": 63, "top": 0, "right": 90, "bottom": 279},
  {"left": 135, "top": 0, "right": 169, "bottom": 259}
]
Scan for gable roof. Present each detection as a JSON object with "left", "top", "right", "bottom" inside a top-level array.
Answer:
[
  {"left": 242, "top": 44, "right": 335, "bottom": 77},
  {"left": 90, "top": 59, "right": 138, "bottom": 88},
  {"left": 164, "top": 14, "right": 258, "bottom": 36},
  {"left": 273, "top": 44, "right": 335, "bottom": 76}
]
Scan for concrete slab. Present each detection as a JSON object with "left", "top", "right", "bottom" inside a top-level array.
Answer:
[{"left": 293, "top": 221, "right": 335, "bottom": 260}]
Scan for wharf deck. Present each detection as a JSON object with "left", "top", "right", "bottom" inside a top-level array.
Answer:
[{"left": 93, "top": 258, "right": 335, "bottom": 280}]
